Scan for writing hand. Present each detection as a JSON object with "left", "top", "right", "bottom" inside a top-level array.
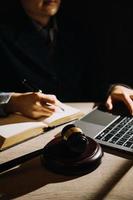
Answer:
[
  {"left": 105, "top": 85, "right": 133, "bottom": 115},
  {"left": 5, "top": 92, "right": 60, "bottom": 119}
]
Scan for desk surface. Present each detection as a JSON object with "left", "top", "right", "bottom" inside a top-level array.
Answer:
[{"left": 0, "top": 103, "right": 133, "bottom": 200}]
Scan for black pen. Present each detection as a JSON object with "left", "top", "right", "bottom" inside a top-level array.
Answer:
[{"left": 22, "top": 79, "right": 64, "bottom": 111}]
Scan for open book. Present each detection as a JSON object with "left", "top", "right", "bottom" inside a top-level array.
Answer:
[{"left": 0, "top": 103, "right": 84, "bottom": 151}]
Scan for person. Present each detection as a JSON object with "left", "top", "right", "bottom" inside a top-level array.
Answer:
[{"left": 0, "top": 0, "right": 133, "bottom": 119}]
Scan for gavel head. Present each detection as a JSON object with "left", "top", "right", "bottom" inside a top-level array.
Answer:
[{"left": 61, "top": 124, "right": 89, "bottom": 154}]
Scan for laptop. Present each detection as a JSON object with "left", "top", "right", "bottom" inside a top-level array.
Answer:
[{"left": 75, "top": 103, "right": 133, "bottom": 155}]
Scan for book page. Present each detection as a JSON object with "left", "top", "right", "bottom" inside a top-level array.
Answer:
[
  {"left": 41, "top": 103, "right": 82, "bottom": 126},
  {"left": 0, "top": 122, "right": 47, "bottom": 138}
]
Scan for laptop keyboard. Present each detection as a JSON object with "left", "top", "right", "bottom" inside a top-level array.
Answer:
[{"left": 95, "top": 116, "right": 133, "bottom": 149}]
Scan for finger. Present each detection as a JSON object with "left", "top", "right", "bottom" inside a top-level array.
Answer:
[
  {"left": 34, "top": 101, "right": 56, "bottom": 113},
  {"left": 42, "top": 104, "right": 56, "bottom": 112},
  {"left": 30, "top": 110, "right": 53, "bottom": 119},
  {"left": 33, "top": 106, "right": 56, "bottom": 118},
  {"left": 122, "top": 94, "right": 133, "bottom": 115},
  {"left": 32, "top": 92, "right": 56, "bottom": 103},
  {"left": 105, "top": 95, "right": 113, "bottom": 110},
  {"left": 40, "top": 94, "right": 57, "bottom": 105}
]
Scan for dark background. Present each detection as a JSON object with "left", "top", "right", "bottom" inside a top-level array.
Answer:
[
  {"left": 0, "top": 1, "right": 132, "bottom": 101},
  {"left": 59, "top": 1, "right": 133, "bottom": 86},
  {"left": 0, "top": 1, "right": 133, "bottom": 85}
]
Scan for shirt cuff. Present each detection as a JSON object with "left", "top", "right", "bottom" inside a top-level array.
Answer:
[
  {"left": 0, "top": 93, "right": 13, "bottom": 117},
  {"left": 0, "top": 92, "right": 13, "bottom": 104}
]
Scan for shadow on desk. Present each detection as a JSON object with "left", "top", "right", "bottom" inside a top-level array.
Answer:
[
  {"left": 0, "top": 156, "right": 133, "bottom": 200},
  {"left": 0, "top": 156, "right": 82, "bottom": 199}
]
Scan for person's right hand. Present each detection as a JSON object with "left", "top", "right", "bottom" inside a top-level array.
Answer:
[{"left": 5, "top": 92, "right": 59, "bottom": 119}]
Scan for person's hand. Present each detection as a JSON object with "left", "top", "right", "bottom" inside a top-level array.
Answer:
[
  {"left": 5, "top": 92, "right": 60, "bottom": 119},
  {"left": 105, "top": 85, "right": 133, "bottom": 115}
]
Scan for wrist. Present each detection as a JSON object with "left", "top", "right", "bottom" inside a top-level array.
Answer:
[{"left": 4, "top": 93, "right": 22, "bottom": 114}]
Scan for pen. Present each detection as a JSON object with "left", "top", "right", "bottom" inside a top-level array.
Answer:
[{"left": 22, "top": 79, "right": 64, "bottom": 111}]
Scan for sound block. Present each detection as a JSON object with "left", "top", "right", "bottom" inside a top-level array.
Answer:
[{"left": 41, "top": 136, "right": 103, "bottom": 175}]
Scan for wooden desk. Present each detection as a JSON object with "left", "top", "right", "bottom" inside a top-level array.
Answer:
[{"left": 0, "top": 103, "right": 133, "bottom": 200}]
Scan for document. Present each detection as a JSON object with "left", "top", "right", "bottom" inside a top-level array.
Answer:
[{"left": 0, "top": 103, "right": 84, "bottom": 151}]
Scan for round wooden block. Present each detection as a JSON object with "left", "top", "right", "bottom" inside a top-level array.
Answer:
[{"left": 41, "top": 136, "right": 103, "bottom": 175}]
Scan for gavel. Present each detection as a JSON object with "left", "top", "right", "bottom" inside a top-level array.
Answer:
[
  {"left": 0, "top": 124, "right": 103, "bottom": 174},
  {"left": 61, "top": 124, "right": 89, "bottom": 154}
]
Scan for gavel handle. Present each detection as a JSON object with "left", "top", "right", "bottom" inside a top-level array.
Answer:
[{"left": 0, "top": 148, "right": 43, "bottom": 173}]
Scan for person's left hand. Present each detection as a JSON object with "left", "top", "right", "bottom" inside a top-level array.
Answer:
[{"left": 105, "top": 85, "right": 133, "bottom": 115}]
